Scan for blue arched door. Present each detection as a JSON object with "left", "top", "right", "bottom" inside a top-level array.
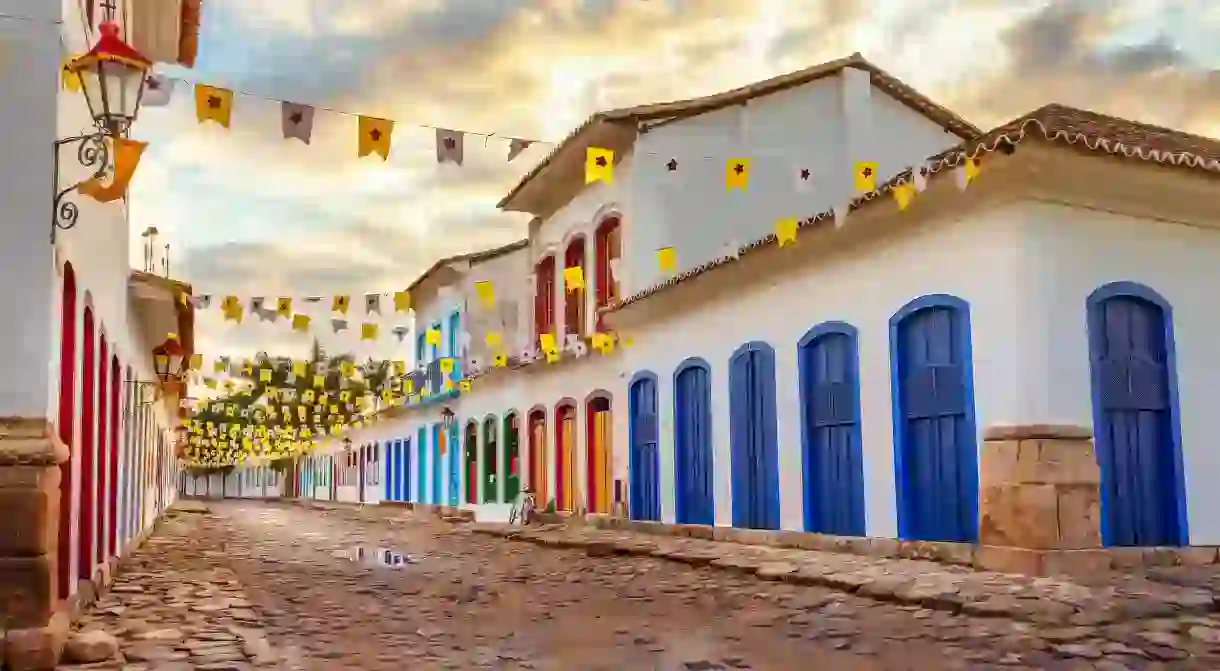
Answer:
[
  {"left": 891, "top": 296, "right": 978, "bottom": 542},
  {"left": 729, "top": 342, "right": 779, "bottom": 530},
  {"left": 798, "top": 323, "right": 865, "bottom": 535},
  {"left": 1088, "top": 283, "right": 1185, "bottom": 546},
  {"left": 628, "top": 372, "right": 661, "bottom": 521},
  {"left": 448, "top": 424, "right": 461, "bottom": 506},
  {"left": 674, "top": 359, "right": 714, "bottom": 525}
]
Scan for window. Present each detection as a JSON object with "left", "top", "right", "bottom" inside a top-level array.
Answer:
[
  {"left": 415, "top": 332, "right": 426, "bottom": 366},
  {"left": 564, "top": 238, "right": 586, "bottom": 338},
  {"left": 534, "top": 255, "right": 556, "bottom": 343},
  {"left": 594, "top": 216, "right": 621, "bottom": 331},
  {"left": 429, "top": 322, "right": 441, "bottom": 362},
  {"left": 448, "top": 312, "right": 461, "bottom": 361}
]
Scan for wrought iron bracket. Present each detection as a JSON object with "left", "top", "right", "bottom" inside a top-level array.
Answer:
[{"left": 52, "top": 132, "right": 110, "bottom": 244}]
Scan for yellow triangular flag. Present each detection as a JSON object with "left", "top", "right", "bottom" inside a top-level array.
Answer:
[
  {"left": 853, "top": 161, "right": 878, "bottom": 193},
  {"left": 188, "top": 354, "right": 203, "bottom": 370},
  {"left": 194, "top": 85, "right": 233, "bottom": 128},
  {"left": 586, "top": 147, "right": 614, "bottom": 184},
  {"left": 426, "top": 328, "right": 441, "bottom": 346},
  {"left": 61, "top": 56, "right": 83, "bottom": 92},
  {"left": 292, "top": 360, "right": 306, "bottom": 377},
  {"left": 962, "top": 157, "right": 981, "bottom": 187},
  {"left": 361, "top": 323, "right": 378, "bottom": 340},
  {"left": 492, "top": 353, "right": 507, "bottom": 368},
  {"left": 474, "top": 281, "right": 494, "bottom": 307},
  {"left": 563, "top": 265, "right": 585, "bottom": 292},
  {"left": 292, "top": 314, "right": 311, "bottom": 332},
  {"left": 332, "top": 295, "right": 349, "bottom": 314},
  {"left": 485, "top": 331, "right": 502, "bottom": 348},
  {"left": 393, "top": 290, "right": 411, "bottom": 312},
  {"left": 892, "top": 183, "right": 916, "bottom": 211},
  {"left": 459, "top": 379, "right": 471, "bottom": 392},
  {"left": 775, "top": 217, "right": 798, "bottom": 246},
  {"left": 357, "top": 116, "right": 394, "bottom": 160},
  {"left": 392, "top": 360, "right": 406, "bottom": 375},
  {"left": 657, "top": 247, "right": 676, "bottom": 274},
  {"left": 539, "top": 333, "right": 556, "bottom": 353},
  {"left": 276, "top": 297, "right": 292, "bottom": 316},
  {"left": 725, "top": 158, "right": 750, "bottom": 190},
  {"left": 78, "top": 138, "right": 148, "bottom": 203},
  {"left": 259, "top": 368, "right": 272, "bottom": 383},
  {"left": 439, "top": 358, "right": 453, "bottom": 374}
]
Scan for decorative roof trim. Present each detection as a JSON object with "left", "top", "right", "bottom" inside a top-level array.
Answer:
[
  {"left": 177, "top": 0, "right": 201, "bottom": 68},
  {"left": 606, "top": 104, "right": 1220, "bottom": 311}
]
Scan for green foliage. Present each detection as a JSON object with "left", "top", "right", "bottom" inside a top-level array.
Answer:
[{"left": 186, "top": 339, "right": 392, "bottom": 465}]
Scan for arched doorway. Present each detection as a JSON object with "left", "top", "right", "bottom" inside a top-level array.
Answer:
[
  {"left": 1087, "top": 282, "right": 1187, "bottom": 546},
  {"left": 674, "top": 358, "right": 713, "bottom": 525},
  {"left": 555, "top": 402, "right": 576, "bottom": 512},
  {"left": 78, "top": 306, "right": 97, "bottom": 580},
  {"left": 504, "top": 413, "right": 521, "bottom": 503},
  {"left": 628, "top": 372, "right": 660, "bottom": 521},
  {"left": 56, "top": 264, "right": 77, "bottom": 600},
  {"left": 527, "top": 408, "right": 547, "bottom": 507},
  {"left": 729, "top": 342, "right": 779, "bottom": 530},
  {"left": 464, "top": 421, "right": 478, "bottom": 504},
  {"left": 482, "top": 416, "right": 499, "bottom": 503},
  {"left": 585, "top": 394, "right": 612, "bottom": 514},
  {"left": 890, "top": 295, "right": 978, "bottom": 542},
  {"left": 798, "top": 322, "right": 865, "bottom": 536}
]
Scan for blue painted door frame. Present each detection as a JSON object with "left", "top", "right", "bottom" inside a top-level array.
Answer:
[
  {"left": 674, "top": 358, "right": 714, "bottom": 525},
  {"left": 416, "top": 427, "right": 427, "bottom": 503},
  {"left": 384, "top": 440, "right": 395, "bottom": 501},
  {"left": 890, "top": 295, "right": 978, "bottom": 543},
  {"left": 729, "top": 342, "right": 780, "bottom": 530},
  {"left": 798, "top": 322, "right": 866, "bottom": 536},
  {"left": 1086, "top": 281, "right": 1187, "bottom": 547},
  {"left": 448, "top": 423, "right": 460, "bottom": 506},
  {"left": 400, "top": 437, "right": 412, "bottom": 502},
  {"left": 628, "top": 371, "right": 661, "bottom": 521},
  {"left": 431, "top": 424, "right": 443, "bottom": 504}
]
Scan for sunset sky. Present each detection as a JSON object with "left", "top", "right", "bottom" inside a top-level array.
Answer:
[{"left": 126, "top": 0, "right": 1219, "bottom": 363}]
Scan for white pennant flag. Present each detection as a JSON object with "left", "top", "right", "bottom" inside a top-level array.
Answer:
[
  {"left": 793, "top": 164, "right": 814, "bottom": 193},
  {"left": 833, "top": 204, "right": 850, "bottom": 229},
  {"left": 912, "top": 166, "right": 928, "bottom": 193}
]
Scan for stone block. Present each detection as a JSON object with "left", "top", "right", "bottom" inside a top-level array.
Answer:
[
  {"left": 1056, "top": 485, "right": 1101, "bottom": 548},
  {"left": 4, "top": 610, "right": 68, "bottom": 671},
  {"left": 0, "top": 555, "right": 56, "bottom": 628},
  {"left": 974, "top": 545, "right": 1045, "bottom": 575},
  {"left": 0, "top": 419, "right": 68, "bottom": 467},
  {"left": 1177, "top": 547, "right": 1219, "bottom": 566},
  {"left": 0, "top": 466, "right": 59, "bottom": 556},
  {"left": 865, "top": 537, "right": 899, "bottom": 557},
  {"left": 979, "top": 439, "right": 1019, "bottom": 487},
  {"left": 979, "top": 483, "right": 1060, "bottom": 549},
  {"left": 1018, "top": 439, "right": 1100, "bottom": 485},
  {"left": 1109, "top": 547, "right": 1145, "bottom": 568},
  {"left": 1041, "top": 549, "right": 1112, "bottom": 577}
]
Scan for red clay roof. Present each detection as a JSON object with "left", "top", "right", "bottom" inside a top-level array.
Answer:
[
  {"left": 607, "top": 103, "right": 1220, "bottom": 311},
  {"left": 498, "top": 53, "right": 982, "bottom": 210}
]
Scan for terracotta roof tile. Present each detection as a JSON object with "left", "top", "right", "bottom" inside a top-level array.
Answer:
[{"left": 607, "top": 104, "right": 1220, "bottom": 311}]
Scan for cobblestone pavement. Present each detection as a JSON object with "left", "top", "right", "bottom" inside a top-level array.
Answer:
[{"left": 63, "top": 501, "right": 1220, "bottom": 670}]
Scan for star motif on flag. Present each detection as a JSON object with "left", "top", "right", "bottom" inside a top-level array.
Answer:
[
  {"left": 288, "top": 112, "right": 302, "bottom": 125},
  {"left": 443, "top": 136, "right": 456, "bottom": 149},
  {"left": 666, "top": 158, "right": 678, "bottom": 171},
  {"left": 800, "top": 168, "right": 810, "bottom": 180},
  {"left": 862, "top": 166, "right": 873, "bottom": 178},
  {"left": 207, "top": 96, "right": 221, "bottom": 109},
  {"left": 595, "top": 156, "right": 607, "bottom": 167},
  {"left": 734, "top": 163, "right": 744, "bottom": 175},
  {"left": 146, "top": 77, "right": 160, "bottom": 90},
  {"left": 369, "top": 129, "right": 381, "bottom": 141}
]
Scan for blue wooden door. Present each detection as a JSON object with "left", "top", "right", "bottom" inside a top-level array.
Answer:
[
  {"left": 431, "top": 424, "right": 443, "bottom": 504},
  {"left": 628, "top": 374, "right": 661, "bottom": 521},
  {"left": 1089, "top": 290, "right": 1182, "bottom": 546},
  {"left": 448, "top": 424, "right": 460, "bottom": 506},
  {"left": 384, "top": 440, "right": 395, "bottom": 501},
  {"left": 729, "top": 343, "right": 780, "bottom": 530},
  {"left": 674, "top": 361, "right": 714, "bottom": 525},
  {"left": 416, "top": 427, "right": 428, "bottom": 503},
  {"left": 400, "top": 438, "right": 411, "bottom": 501},
  {"left": 799, "top": 325, "right": 865, "bottom": 535},
  {"left": 893, "top": 300, "right": 977, "bottom": 542}
]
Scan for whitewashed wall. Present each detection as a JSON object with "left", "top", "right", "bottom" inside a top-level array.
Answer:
[{"left": 463, "top": 245, "right": 531, "bottom": 363}]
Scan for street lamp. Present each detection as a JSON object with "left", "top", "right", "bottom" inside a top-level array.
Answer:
[
  {"left": 54, "top": 21, "right": 152, "bottom": 243},
  {"left": 152, "top": 333, "right": 186, "bottom": 384},
  {"left": 439, "top": 407, "right": 456, "bottom": 431}
]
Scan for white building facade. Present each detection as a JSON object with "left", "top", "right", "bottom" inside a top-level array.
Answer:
[
  {"left": 299, "top": 57, "right": 1220, "bottom": 557},
  {"left": 0, "top": 0, "right": 201, "bottom": 666}
]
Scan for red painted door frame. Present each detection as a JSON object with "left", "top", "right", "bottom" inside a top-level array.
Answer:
[
  {"left": 78, "top": 309, "right": 96, "bottom": 581},
  {"left": 56, "top": 265, "right": 77, "bottom": 600}
]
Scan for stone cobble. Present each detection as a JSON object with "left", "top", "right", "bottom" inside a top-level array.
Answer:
[
  {"left": 470, "top": 522, "right": 1219, "bottom": 625},
  {"left": 62, "top": 501, "right": 1220, "bottom": 670},
  {"left": 58, "top": 506, "right": 284, "bottom": 671}
]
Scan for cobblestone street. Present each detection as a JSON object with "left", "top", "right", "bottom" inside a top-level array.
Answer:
[{"left": 60, "top": 501, "right": 1220, "bottom": 670}]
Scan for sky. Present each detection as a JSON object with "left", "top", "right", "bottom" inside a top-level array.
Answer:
[{"left": 126, "top": 0, "right": 1220, "bottom": 365}]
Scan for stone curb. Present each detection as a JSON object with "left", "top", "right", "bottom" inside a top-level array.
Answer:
[{"left": 469, "top": 524, "right": 1217, "bottom": 625}]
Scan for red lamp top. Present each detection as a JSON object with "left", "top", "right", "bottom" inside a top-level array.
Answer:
[
  {"left": 67, "top": 21, "right": 152, "bottom": 73},
  {"left": 153, "top": 333, "right": 184, "bottom": 357}
]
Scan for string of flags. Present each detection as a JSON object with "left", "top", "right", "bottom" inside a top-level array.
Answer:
[{"left": 187, "top": 291, "right": 413, "bottom": 341}]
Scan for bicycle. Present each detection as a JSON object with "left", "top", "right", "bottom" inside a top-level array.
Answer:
[{"left": 508, "top": 487, "right": 536, "bottom": 526}]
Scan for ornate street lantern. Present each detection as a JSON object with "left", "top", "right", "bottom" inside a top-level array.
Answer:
[
  {"left": 152, "top": 333, "right": 186, "bottom": 383},
  {"left": 440, "top": 407, "right": 456, "bottom": 431},
  {"left": 64, "top": 21, "right": 152, "bottom": 135}
]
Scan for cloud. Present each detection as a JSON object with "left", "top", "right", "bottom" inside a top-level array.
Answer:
[{"left": 133, "top": 0, "right": 1220, "bottom": 365}]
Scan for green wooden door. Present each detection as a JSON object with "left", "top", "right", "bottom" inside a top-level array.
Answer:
[
  {"left": 504, "top": 414, "right": 520, "bottom": 503},
  {"left": 482, "top": 417, "right": 498, "bottom": 503}
]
